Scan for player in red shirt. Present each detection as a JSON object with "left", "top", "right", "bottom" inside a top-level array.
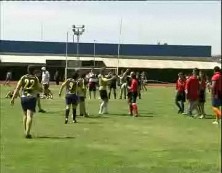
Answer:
[
  {"left": 198, "top": 71, "right": 207, "bottom": 119},
  {"left": 183, "top": 68, "right": 200, "bottom": 116},
  {"left": 128, "top": 71, "right": 139, "bottom": 117},
  {"left": 175, "top": 72, "right": 186, "bottom": 114},
  {"left": 211, "top": 66, "right": 222, "bottom": 125}
]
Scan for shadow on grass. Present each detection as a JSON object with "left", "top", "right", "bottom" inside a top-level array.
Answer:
[
  {"left": 38, "top": 111, "right": 64, "bottom": 115},
  {"left": 35, "top": 136, "right": 75, "bottom": 139},
  {"left": 203, "top": 115, "right": 215, "bottom": 119},
  {"left": 77, "top": 121, "right": 103, "bottom": 124},
  {"left": 110, "top": 113, "right": 154, "bottom": 118},
  {"left": 86, "top": 115, "right": 109, "bottom": 119}
]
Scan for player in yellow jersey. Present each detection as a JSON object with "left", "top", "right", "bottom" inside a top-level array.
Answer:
[
  {"left": 59, "top": 72, "right": 79, "bottom": 124},
  {"left": 98, "top": 68, "right": 119, "bottom": 115},
  {"left": 77, "top": 73, "right": 88, "bottom": 117},
  {"left": 10, "top": 65, "right": 42, "bottom": 139}
]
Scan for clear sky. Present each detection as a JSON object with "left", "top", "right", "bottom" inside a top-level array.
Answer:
[{"left": 0, "top": 1, "right": 221, "bottom": 54}]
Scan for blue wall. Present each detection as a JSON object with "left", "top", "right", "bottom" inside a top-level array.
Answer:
[{"left": 0, "top": 40, "right": 211, "bottom": 57}]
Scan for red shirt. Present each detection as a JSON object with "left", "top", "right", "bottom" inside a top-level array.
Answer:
[
  {"left": 211, "top": 72, "right": 222, "bottom": 97},
  {"left": 185, "top": 75, "right": 199, "bottom": 100},
  {"left": 176, "top": 78, "right": 186, "bottom": 93},
  {"left": 130, "top": 79, "right": 138, "bottom": 93}
]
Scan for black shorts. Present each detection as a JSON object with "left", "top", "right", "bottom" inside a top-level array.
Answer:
[
  {"left": 66, "top": 94, "right": 78, "bottom": 105},
  {"left": 89, "top": 85, "right": 96, "bottom": 91},
  {"left": 21, "top": 96, "right": 37, "bottom": 112},
  {"left": 176, "top": 91, "right": 185, "bottom": 102},
  {"left": 109, "top": 84, "right": 116, "bottom": 90},
  {"left": 100, "top": 90, "right": 108, "bottom": 100},
  {"left": 131, "top": 92, "right": 138, "bottom": 103},
  {"left": 199, "top": 90, "right": 206, "bottom": 103}
]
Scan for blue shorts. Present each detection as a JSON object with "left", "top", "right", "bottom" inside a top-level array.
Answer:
[
  {"left": 66, "top": 94, "right": 78, "bottom": 105},
  {"left": 21, "top": 96, "right": 37, "bottom": 112},
  {"left": 212, "top": 98, "right": 222, "bottom": 107}
]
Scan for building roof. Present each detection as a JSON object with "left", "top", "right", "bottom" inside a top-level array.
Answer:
[{"left": 0, "top": 54, "right": 219, "bottom": 69}]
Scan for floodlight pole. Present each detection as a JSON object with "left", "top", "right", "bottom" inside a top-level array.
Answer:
[
  {"left": 72, "top": 25, "right": 85, "bottom": 69},
  {"left": 65, "top": 32, "right": 69, "bottom": 80},
  {"left": 117, "top": 18, "right": 122, "bottom": 75},
  {"left": 94, "top": 40, "right": 96, "bottom": 67}
]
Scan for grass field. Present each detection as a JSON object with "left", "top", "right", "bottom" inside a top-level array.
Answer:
[{"left": 0, "top": 85, "right": 221, "bottom": 173}]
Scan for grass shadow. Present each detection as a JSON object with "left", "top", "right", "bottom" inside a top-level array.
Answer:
[
  {"left": 110, "top": 113, "right": 154, "bottom": 118},
  {"left": 77, "top": 121, "right": 103, "bottom": 124},
  {"left": 86, "top": 115, "right": 109, "bottom": 119},
  {"left": 35, "top": 136, "right": 75, "bottom": 139},
  {"left": 203, "top": 115, "right": 215, "bottom": 119}
]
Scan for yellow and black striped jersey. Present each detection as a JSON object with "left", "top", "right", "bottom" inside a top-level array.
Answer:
[
  {"left": 18, "top": 74, "right": 41, "bottom": 96},
  {"left": 65, "top": 78, "right": 78, "bottom": 94}
]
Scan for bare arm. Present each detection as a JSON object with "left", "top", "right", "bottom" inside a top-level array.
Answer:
[
  {"left": 59, "top": 80, "right": 68, "bottom": 96},
  {"left": 122, "top": 69, "right": 129, "bottom": 79},
  {"left": 10, "top": 81, "right": 22, "bottom": 105},
  {"left": 211, "top": 80, "right": 216, "bottom": 96}
]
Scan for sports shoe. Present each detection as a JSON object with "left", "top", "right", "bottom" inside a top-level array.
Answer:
[
  {"left": 212, "top": 121, "right": 219, "bottom": 125},
  {"left": 178, "top": 110, "right": 182, "bottom": 114},
  {"left": 39, "top": 109, "right": 46, "bottom": 113},
  {"left": 73, "top": 120, "right": 77, "bottom": 123},
  {"left": 65, "top": 119, "right": 68, "bottom": 124},
  {"left": 199, "top": 115, "right": 205, "bottom": 119},
  {"left": 25, "top": 134, "right": 32, "bottom": 139}
]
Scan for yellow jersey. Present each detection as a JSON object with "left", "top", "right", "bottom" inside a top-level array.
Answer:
[
  {"left": 18, "top": 74, "right": 41, "bottom": 97},
  {"left": 99, "top": 75, "right": 109, "bottom": 90},
  {"left": 77, "top": 78, "right": 87, "bottom": 97},
  {"left": 65, "top": 78, "right": 78, "bottom": 94}
]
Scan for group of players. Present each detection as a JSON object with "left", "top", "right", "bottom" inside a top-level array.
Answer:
[
  {"left": 9, "top": 66, "right": 144, "bottom": 138},
  {"left": 8, "top": 65, "right": 221, "bottom": 139},
  {"left": 175, "top": 66, "right": 221, "bottom": 124}
]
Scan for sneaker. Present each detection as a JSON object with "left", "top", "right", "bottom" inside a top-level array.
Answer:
[
  {"left": 73, "top": 120, "right": 77, "bottom": 123},
  {"left": 182, "top": 112, "right": 188, "bottom": 115},
  {"left": 39, "top": 109, "right": 46, "bottom": 113},
  {"left": 199, "top": 115, "right": 205, "bottom": 119},
  {"left": 212, "top": 121, "right": 219, "bottom": 125},
  {"left": 25, "top": 134, "right": 32, "bottom": 139},
  {"left": 65, "top": 119, "right": 68, "bottom": 124}
]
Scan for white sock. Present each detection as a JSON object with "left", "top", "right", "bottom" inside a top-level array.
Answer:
[
  {"left": 99, "top": 101, "right": 105, "bottom": 114},
  {"left": 103, "top": 102, "right": 108, "bottom": 113}
]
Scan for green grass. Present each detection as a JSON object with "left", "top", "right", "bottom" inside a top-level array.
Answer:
[{"left": 0, "top": 85, "right": 221, "bottom": 173}]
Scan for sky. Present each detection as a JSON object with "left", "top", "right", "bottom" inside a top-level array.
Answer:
[{"left": 0, "top": 1, "right": 221, "bottom": 55}]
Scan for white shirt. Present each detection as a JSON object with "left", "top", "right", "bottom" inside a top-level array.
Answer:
[{"left": 42, "top": 71, "right": 50, "bottom": 84}]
